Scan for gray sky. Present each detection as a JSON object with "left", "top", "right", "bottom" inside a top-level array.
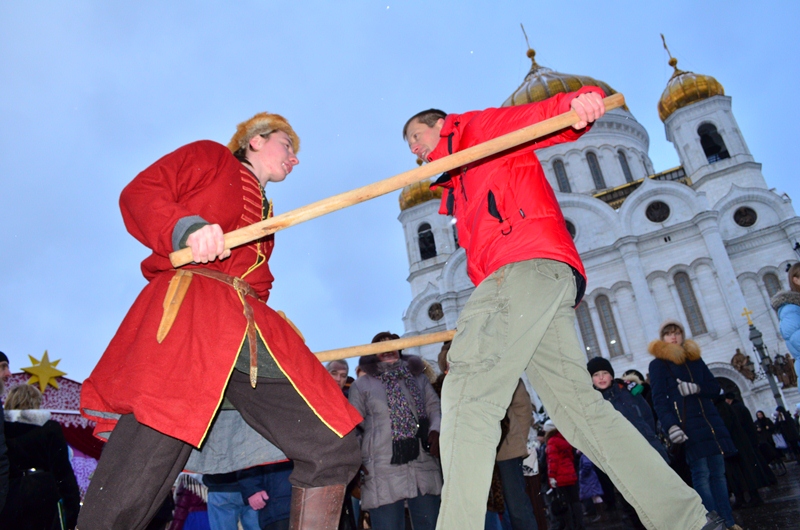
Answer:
[{"left": 2, "top": 1, "right": 798, "bottom": 382}]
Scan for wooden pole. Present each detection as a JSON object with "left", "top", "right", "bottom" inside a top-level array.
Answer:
[
  {"left": 170, "top": 93, "right": 625, "bottom": 267},
  {"left": 314, "top": 329, "right": 456, "bottom": 362}
]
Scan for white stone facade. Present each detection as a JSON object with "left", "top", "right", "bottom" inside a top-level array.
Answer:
[{"left": 398, "top": 92, "right": 800, "bottom": 416}]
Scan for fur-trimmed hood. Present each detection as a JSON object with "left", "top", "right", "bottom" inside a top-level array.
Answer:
[
  {"left": 648, "top": 339, "right": 702, "bottom": 365},
  {"left": 771, "top": 290, "right": 800, "bottom": 312},
  {"left": 358, "top": 354, "right": 426, "bottom": 378},
  {"left": 4, "top": 408, "right": 51, "bottom": 426}
]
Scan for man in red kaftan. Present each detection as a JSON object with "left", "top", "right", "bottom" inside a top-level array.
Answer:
[{"left": 78, "top": 113, "right": 361, "bottom": 530}]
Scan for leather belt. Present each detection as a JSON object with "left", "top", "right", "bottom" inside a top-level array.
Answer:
[{"left": 157, "top": 268, "right": 262, "bottom": 388}]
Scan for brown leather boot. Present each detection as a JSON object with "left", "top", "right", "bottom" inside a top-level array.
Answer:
[{"left": 289, "top": 484, "right": 346, "bottom": 530}]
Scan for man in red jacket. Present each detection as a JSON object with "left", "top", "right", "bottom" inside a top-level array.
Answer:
[
  {"left": 403, "top": 90, "right": 724, "bottom": 530},
  {"left": 78, "top": 113, "right": 361, "bottom": 530}
]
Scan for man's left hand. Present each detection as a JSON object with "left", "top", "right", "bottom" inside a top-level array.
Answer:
[
  {"left": 428, "top": 430, "right": 440, "bottom": 458},
  {"left": 571, "top": 92, "right": 605, "bottom": 130}
]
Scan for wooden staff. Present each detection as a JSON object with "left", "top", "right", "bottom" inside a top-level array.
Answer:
[
  {"left": 170, "top": 93, "right": 625, "bottom": 267},
  {"left": 315, "top": 329, "right": 456, "bottom": 362}
]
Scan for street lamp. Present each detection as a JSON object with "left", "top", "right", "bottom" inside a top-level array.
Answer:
[{"left": 743, "top": 308, "right": 785, "bottom": 409}]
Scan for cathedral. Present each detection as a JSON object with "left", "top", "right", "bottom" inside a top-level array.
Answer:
[{"left": 397, "top": 46, "right": 800, "bottom": 416}]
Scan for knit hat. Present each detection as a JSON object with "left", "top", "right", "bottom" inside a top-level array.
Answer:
[
  {"left": 659, "top": 319, "right": 685, "bottom": 339},
  {"left": 0, "top": 351, "right": 8, "bottom": 364},
  {"left": 543, "top": 419, "right": 557, "bottom": 433},
  {"left": 227, "top": 112, "right": 300, "bottom": 154},
  {"left": 587, "top": 356, "right": 614, "bottom": 378}
]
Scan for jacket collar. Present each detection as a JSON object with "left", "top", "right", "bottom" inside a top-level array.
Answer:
[
  {"left": 4, "top": 409, "right": 51, "bottom": 426},
  {"left": 771, "top": 290, "right": 800, "bottom": 312},
  {"left": 647, "top": 339, "right": 702, "bottom": 365}
]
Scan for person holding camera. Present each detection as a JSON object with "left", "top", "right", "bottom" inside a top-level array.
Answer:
[{"left": 348, "top": 332, "right": 442, "bottom": 530}]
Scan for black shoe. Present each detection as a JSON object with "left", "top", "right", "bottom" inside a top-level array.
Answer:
[{"left": 700, "top": 511, "right": 726, "bottom": 530}]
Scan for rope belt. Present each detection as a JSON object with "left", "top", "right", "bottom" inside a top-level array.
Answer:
[{"left": 188, "top": 269, "right": 261, "bottom": 387}]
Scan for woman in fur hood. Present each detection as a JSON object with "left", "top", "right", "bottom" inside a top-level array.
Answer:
[
  {"left": 648, "top": 320, "right": 739, "bottom": 529},
  {"left": 771, "top": 262, "right": 800, "bottom": 365}
]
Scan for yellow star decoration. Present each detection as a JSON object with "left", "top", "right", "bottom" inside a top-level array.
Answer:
[{"left": 22, "top": 350, "right": 67, "bottom": 393}]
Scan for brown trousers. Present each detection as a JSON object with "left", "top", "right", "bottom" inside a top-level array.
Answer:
[{"left": 78, "top": 371, "right": 360, "bottom": 530}]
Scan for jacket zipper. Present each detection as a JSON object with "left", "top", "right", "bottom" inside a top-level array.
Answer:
[{"left": 687, "top": 366, "right": 725, "bottom": 455}]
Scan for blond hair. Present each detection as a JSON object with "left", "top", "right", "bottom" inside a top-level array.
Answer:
[{"left": 4, "top": 384, "right": 42, "bottom": 410}]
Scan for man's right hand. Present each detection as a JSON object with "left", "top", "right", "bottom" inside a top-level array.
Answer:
[
  {"left": 248, "top": 490, "right": 269, "bottom": 510},
  {"left": 186, "top": 224, "right": 230, "bottom": 263}
]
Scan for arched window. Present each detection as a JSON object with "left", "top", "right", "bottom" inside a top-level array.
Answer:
[
  {"left": 697, "top": 123, "right": 730, "bottom": 164},
  {"left": 674, "top": 272, "right": 707, "bottom": 335},
  {"left": 618, "top": 150, "right": 634, "bottom": 183},
  {"left": 587, "top": 152, "right": 606, "bottom": 190},
  {"left": 596, "top": 295, "right": 624, "bottom": 357},
  {"left": 764, "top": 273, "right": 782, "bottom": 298},
  {"left": 553, "top": 160, "right": 571, "bottom": 193},
  {"left": 418, "top": 223, "right": 436, "bottom": 260},
  {"left": 453, "top": 225, "right": 459, "bottom": 249},
  {"left": 576, "top": 303, "right": 601, "bottom": 359}
]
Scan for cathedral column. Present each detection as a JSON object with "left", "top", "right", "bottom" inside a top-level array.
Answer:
[
  {"left": 609, "top": 298, "right": 633, "bottom": 357},
  {"left": 616, "top": 238, "right": 661, "bottom": 340},
  {"left": 587, "top": 300, "right": 611, "bottom": 358},
  {"left": 696, "top": 214, "right": 751, "bottom": 348}
]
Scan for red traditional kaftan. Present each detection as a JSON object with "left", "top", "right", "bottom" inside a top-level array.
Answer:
[{"left": 81, "top": 140, "right": 362, "bottom": 447}]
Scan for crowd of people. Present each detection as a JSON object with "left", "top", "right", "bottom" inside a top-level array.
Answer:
[{"left": 2, "top": 88, "right": 800, "bottom": 530}]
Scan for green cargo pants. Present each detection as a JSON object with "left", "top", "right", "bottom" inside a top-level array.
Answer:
[{"left": 436, "top": 259, "right": 708, "bottom": 530}]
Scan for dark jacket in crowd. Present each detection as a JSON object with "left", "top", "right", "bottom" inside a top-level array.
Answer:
[
  {"left": 0, "top": 404, "right": 7, "bottom": 514},
  {"left": 715, "top": 399, "right": 775, "bottom": 494},
  {"left": 1, "top": 409, "right": 81, "bottom": 530},
  {"left": 648, "top": 339, "right": 737, "bottom": 464},
  {"left": 598, "top": 379, "right": 669, "bottom": 463},
  {"left": 238, "top": 462, "right": 293, "bottom": 529}
]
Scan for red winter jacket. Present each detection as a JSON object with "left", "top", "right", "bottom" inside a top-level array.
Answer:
[
  {"left": 429, "top": 87, "right": 604, "bottom": 303},
  {"left": 546, "top": 430, "right": 578, "bottom": 487}
]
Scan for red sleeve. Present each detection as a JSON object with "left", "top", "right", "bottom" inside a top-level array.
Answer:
[
  {"left": 473, "top": 86, "right": 606, "bottom": 151},
  {"left": 119, "top": 141, "right": 229, "bottom": 257}
]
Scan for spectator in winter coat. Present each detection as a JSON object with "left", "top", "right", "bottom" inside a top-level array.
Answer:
[
  {"left": 577, "top": 453, "right": 603, "bottom": 521},
  {"left": 770, "top": 262, "right": 800, "bottom": 373},
  {"left": 545, "top": 426, "right": 583, "bottom": 530},
  {"left": 774, "top": 406, "right": 800, "bottom": 461},
  {"left": 348, "top": 332, "right": 442, "bottom": 530},
  {"left": 588, "top": 357, "right": 669, "bottom": 463},
  {"left": 1, "top": 384, "right": 81, "bottom": 530},
  {"left": 648, "top": 320, "right": 738, "bottom": 529},
  {"left": 754, "top": 411, "right": 779, "bottom": 463}
]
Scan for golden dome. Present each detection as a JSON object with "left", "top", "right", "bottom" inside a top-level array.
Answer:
[
  {"left": 399, "top": 179, "right": 443, "bottom": 211},
  {"left": 502, "top": 49, "right": 621, "bottom": 108},
  {"left": 657, "top": 56, "right": 724, "bottom": 121}
]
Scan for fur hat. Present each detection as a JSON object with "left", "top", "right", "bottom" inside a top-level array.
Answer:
[
  {"left": 621, "top": 369, "right": 645, "bottom": 386},
  {"left": 587, "top": 356, "right": 614, "bottom": 378},
  {"left": 0, "top": 351, "right": 8, "bottom": 364},
  {"left": 543, "top": 419, "right": 557, "bottom": 433},
  {"left": 659, "top": 319, "right": 685, "bottom": 339},
  {"left": 227, "top": 112, "right": 300, "bottom": 154}
]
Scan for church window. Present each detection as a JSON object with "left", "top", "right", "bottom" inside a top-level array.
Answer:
[
  {"left": 565, "top": 220, "right": 577, "bottom": 240},
  {"left": 596, "top": 295, "right": 624, "bottom": 357},
  {"left": 453, "top": 225, "right": 459, "bottom": 249},
  {"left": 764, "top": 273, "right": 782, "bottom": 298},
  {"left": 733, "top": 206, "right": 757, "bottom": 227},
  {"left": 618, "top": 150, "right": 634, "bottom": 183},
  {"left": 418, "top": 223, "right": 436, "bottom": 260},
  {"left": 587, "top": 152, "right": 606, "bottom": 189},
  {"left": 553, "top": 160, "right": 571, "bottom": 193},
  {"left": 645, "top": 201, "right": 670, "bottom": 223},
  {"left": 428, "top": 303, "right": 444, "bottom": 321},
  {"left": 697, "top": 123, "right": 730, "bottom": 164},
  {"left": 674, "top": 272, "right": 707, "bottom": 335},
  {"left": 576, "top": 303, "right": 601, "bottom": 359}
]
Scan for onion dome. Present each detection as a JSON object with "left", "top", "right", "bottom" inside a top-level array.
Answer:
[
  {"left": 503, "top": 49, "right": 621, "bottom": 108},
  {"left": 657, "top": 38, "right": 724, "bottom": 122},
  {"left": 399, "top": 179, "right": 443, "bottom": 211}
]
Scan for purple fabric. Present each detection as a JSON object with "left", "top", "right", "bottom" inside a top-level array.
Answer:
[{"left": 378, "top": 364, "right": 428, "bottom": 442}]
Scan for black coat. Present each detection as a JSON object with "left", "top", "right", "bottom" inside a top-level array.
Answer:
[
  {"left": 1, "top": 413, "right": 81, "bottom": 529},
  {"left": 598, "top": 380, "right": 669, "bottom": 462},
  {"left": 715, "top": 399, "right": 775, "bottom": 493},
  {"left": 0, "top": 405, "right": 8, "bottom": 514}
]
